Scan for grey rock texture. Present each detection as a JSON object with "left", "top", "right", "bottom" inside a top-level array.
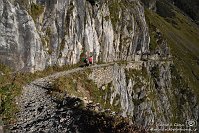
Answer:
[
  {"left": 0, "top": 0, "right": 149, "bottom": 72},
  {"left": 89, "top": 62, "right": 198, "bottom": 127},
  {"left": 1, "top": 0, "right": 198, "bottom": 132},
  {"left": 0, "top": 0, "right": 46, "bottom": 72}
]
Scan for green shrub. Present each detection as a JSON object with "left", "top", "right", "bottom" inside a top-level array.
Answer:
[
  {"left": 30, "top": 3, "right": 44, "bottom": 21},
  {"left": 0, "top": 64, "right": 12, "bottom": 74},
  {"left": 149, "top": 34, "right": 158, "bottom": 51}
]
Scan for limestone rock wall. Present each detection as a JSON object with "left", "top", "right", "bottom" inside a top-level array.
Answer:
[
  {"left": 0, "top": 0, "right": 46, "bottom": 72},
  {"left": 0, "top": 0, "right": 149, "bottom": 72},
  {"left": 89, "top": 62, "right": 198, "bottom": 127}
]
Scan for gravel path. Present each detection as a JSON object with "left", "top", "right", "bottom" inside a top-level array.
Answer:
[
  {"left": 10, "top": 61, "right": 167, "bottom": 132},
  {"left": 10, "top": 63, "right": 117, "bottom": 133}
]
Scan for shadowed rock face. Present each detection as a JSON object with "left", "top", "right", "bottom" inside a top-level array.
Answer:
[
  {"left": 89, "top": 63, "right": 199, "bottom": 127},
  {"left": 0, "top": 0, "right": 150, "bottom": 72}
]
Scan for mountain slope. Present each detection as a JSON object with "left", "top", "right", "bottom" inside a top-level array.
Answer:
[
  {"left": 145, "top": 0, "right": 199, "bottom": 94},
  {"left": 0, "top": 0, "right": 199, "bottom": 132},
  {"left": 171, "top": 0, "right": 199, "bottom": 24}
]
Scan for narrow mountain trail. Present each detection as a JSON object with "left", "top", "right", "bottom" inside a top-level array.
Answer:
[
  {"left": 10, "top": 62, "right": 122, "bottom": 132},
  {"left": 10, "top": 60, "right": 171, "bottom": 132},
  {"left": 33, "top": 63, "right": 116, "bottom": 84}
]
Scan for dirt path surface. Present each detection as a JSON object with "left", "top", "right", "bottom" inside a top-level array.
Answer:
[{"left": 10, "top": 63, "right": 118, "bottom": 132}]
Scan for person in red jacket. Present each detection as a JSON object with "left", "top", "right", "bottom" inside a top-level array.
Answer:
[{"left": 89, "top": 56, "right": 93, "bottom": 65}]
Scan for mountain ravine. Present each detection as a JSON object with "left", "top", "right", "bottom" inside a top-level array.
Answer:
[{"left": 0, "top": 0, "right": 199, "bottom": 132}]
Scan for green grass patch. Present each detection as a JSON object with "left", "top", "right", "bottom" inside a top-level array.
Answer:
[
  {"left": 125, "top": 68, "right": 148, "bottom": 82},
  {"left": 0, "top": 64, "right": 12, "bottom": 75},
  {"left": 145, "top": 3, "right": 199, "bottom": 122},
  {"left": 0, "top": 84, "right": 20, "bottom": 124},
  {"left": 53, "top": 69, "right": 122, "bottom": 112},
  {"left": 0, "top": 64, "right": 80, "bottom": 124},
  {"left": 30, "top": 3, "right": 44, "bottom": 22},
  {"left": 145, "top": 7, "right": 199, "bottom": 99}
]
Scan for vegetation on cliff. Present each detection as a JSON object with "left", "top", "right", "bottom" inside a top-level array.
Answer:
[
  {"left": 30, "top": 3, "right": 44, "bottom": 22},
  {"left": 145, "top": 1, "right": 199, "bottom": 96}
]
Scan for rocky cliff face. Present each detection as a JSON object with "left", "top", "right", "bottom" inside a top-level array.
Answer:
[
  {"left": 0, "top": 0, "right": 149, "bottom": 72},
  {"left": 0, "top": 0, "right": 45, "bottom": 72},
  {"left": 89, "top": 62, "right": 198, "bottom": 127},
  {"left": 9, "top": 61, "right": 198, "bottom": 132},
  {"left": 1, "top": 0, "right": 199, "bottom": 132},
  {"left": 9, "top": 64, "right": 151, "bottom": 133}
]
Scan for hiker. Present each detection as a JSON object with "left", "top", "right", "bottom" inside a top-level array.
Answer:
[
  {"left": 81, "top": 56, "right": 85, "bottom": 65},
  {"left": 89, "top": 56, "right": 93, "bottom": 65},
  {"left": 80, "top": 52, "right": 85, "bottom": 65},
  {"left": 80, "top": 52, "right": 88, "bottom": 67},
  {"left": 84, "top": 57, "right": 89, "bottom": 66}
]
